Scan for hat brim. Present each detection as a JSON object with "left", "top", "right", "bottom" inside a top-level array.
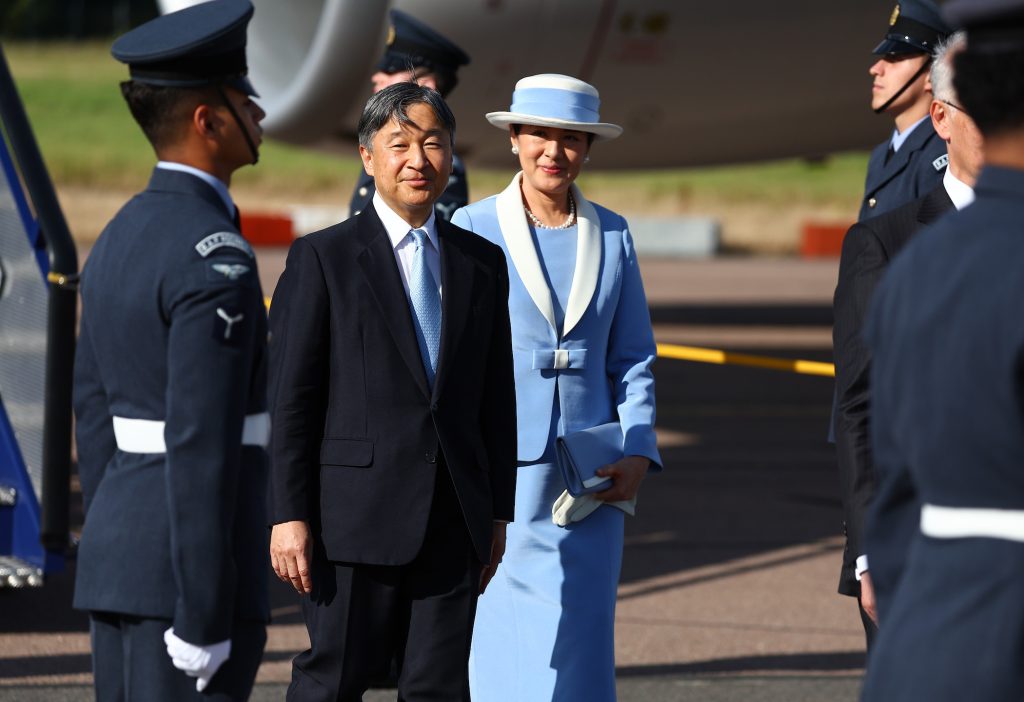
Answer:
[
  {"left": 485, "top": 111, "right": 622, "bottom": 140},
  {"left": 226, "top": 75, "right": 259, "bottom": 98},
  {"left": 872, "top": 38, "right": 927, "bottom": 56}
]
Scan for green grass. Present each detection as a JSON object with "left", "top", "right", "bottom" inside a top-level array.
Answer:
[
  {"left": 4, "top": 41, "right": 360, "bottom": 193},
  {"left": 4, "top": 41, "right": 869, "bottom": 207}
]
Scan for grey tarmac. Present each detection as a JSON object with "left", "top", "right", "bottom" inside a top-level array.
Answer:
[{"left": 1, "top": 253, "right": 864, "bottom": 701}]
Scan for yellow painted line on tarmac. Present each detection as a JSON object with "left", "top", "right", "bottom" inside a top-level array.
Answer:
[
  {"left": 261, "top": 300, "right": 834, "bottom": 378},
  {"left": 656, "top": 343, "right": 835, "bottom": 378}
]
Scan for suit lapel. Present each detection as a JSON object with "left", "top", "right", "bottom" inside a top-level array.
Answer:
[
  {"left": 495, "top": 172, "right": 600, "bottom": 338},
  {"left": 355, "top": 208, "right": 432, "bottom": 399},
  {"left": 562, "top": 184, "right": 600, "bottom": 337},
  {"left": 867, "top": 122, "right": 940, "bottom": 195},
  {"left": 433, "top": 222, "right": 473, "bottom": 399},
  {"left": 917, "top": 185, "right": 955, "bottom": 225},
  {"left": 496, "top": 173, "right": 558, "bottom": 335}
]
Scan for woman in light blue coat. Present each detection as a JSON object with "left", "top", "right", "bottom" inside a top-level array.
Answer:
[{"left": 452, "top": 74, "right": 661, "bottom": 701}]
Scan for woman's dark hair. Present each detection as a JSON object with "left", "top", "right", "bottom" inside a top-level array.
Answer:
[
  {"left": 953, "top": 46, "right": 1024, "bottom": 137},
  {"left": 120, "top": 80, "right": 216, "bottom": 149},
  {"left": 512, "top": 123, "right": 596, "bottom": 146},
  {"left": 357, "top": 82, "right": 456, "bottom": 150}
]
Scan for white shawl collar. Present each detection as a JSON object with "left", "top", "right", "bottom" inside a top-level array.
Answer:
[{"left": 494, "top": 171, "right": 601, "bottom": 338}]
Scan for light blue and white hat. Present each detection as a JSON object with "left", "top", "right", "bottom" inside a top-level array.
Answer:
[{"left": 486, "top": 73, "right": 623, "bottom": 141}]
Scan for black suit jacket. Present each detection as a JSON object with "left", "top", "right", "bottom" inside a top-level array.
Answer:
[
  {"left": 269, "top": 205, "right": 516, "bottom": 566},
  {"left": 833, "top": 184, "right": 954, "bottom": 596}
]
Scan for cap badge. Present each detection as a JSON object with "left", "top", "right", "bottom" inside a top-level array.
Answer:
[
  {"left": 890, "top": 4, "right": 900, "bottom": 26},
  {"left": 386, "top": 24, "right": 396, "bottom": 46}
]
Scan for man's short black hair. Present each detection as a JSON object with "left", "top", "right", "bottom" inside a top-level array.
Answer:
[
  {"left": 357, "top": 82, "right": 456, "bottom": 151},
  {"left": 120, "top": 80, "right": 217, "bottom": 149},
  {"left": 953, "top": 47, "right": 1024, "bottom": 137}
]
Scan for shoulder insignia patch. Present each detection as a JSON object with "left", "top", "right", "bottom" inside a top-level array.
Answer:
[
  {"left": 195, "top": 231, "right": 254, "bottom": 259},
  {"left": 933, "top": 154, "right": 949, "bottom": 171},
  {"left": 211, "top": 263, "right": 251, "bottom": 280}
]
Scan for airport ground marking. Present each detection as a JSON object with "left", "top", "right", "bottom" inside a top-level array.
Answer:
[
  {"left": 264, "top": 299, "right": 835, "bottom": 378},
  {"left": 656, "top": 343, "right": 835, "bottom": 378}
]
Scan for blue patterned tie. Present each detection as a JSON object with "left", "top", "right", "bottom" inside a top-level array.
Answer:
[{"left": 408, "top": 228, "right": 441, "bottom": 386}]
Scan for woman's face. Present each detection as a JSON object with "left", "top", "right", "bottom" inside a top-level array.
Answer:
[{"left": 511, "top": 125, "right": 590, "bottom": 198}]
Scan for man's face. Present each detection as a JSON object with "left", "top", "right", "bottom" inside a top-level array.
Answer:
[
  {"left": 371, "top": 69, "right": 439, "bottom": 94},
  {"left": 869, "top": 53, "right": 930, "bottom": 114},
  {"left": 934, "top": 99, "right": 985, "bottom": 184},
  {"left": 217, "top": 86, "right": 265, "bottom": 167},
  {"left": 359, "top": 102, "right": 452, "bottom": 225}
]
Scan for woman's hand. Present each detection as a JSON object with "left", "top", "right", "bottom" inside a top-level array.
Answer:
[{"left": 593, "top": 455, "right": 650, "bottom": 502}]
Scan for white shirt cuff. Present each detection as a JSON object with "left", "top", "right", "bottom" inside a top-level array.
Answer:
[{"left": 855, "top": 554, "right": 869, "bottom": 580}]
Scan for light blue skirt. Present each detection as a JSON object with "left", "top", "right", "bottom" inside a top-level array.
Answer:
[{"left": 469, "top": 459, "right": 624, "bottom": 701}]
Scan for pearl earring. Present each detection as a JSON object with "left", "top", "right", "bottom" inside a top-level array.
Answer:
[
  {"left": 584, "top": 155, "right": 590, "bottom": 163},
  {"left": 511, "top": 145, "right": 520, "bottom": 155}
]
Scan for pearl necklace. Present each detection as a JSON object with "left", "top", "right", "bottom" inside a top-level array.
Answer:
[{"left": 524, "top": 193, "right": 576, "bottom": 229}]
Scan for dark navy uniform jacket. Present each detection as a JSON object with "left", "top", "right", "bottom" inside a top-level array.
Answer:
[
  {"left": 348, "top": 154, "right": 468, "bottom": 222},
  {"left": 859, "top": 119, "right": 947, "bottom": 221},
  {"left": 73, "top": 168, "right": 270, "bottom": 646},
  {"left": 860, "top": 166, "right": 1024, "bottom": 701}
]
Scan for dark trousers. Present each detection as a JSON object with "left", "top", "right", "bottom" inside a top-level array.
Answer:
[
  {"left": 288, "top": 466, "right": 482, "bottom": 702},
  {"left": 90, "top": 613, "right": 266, "bottom": 701}
]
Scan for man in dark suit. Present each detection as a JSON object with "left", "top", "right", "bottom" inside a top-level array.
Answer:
[
  {"left": 859, "top": 0, "right": 952, "bottom": 221},
  {"left": 861, "top": 1, "right": 1024, "bottom": 697},
  {"left": 348, "top": 10, "right": 470, "bottom": 222},
  {"left": 833, "top": 30, "right": 982, "bottom": 649},
  {"left": 73, "top": 2, "right": 270, "bottom": 699},
  {"left": 269, "top": 83, "right": 516, "bottom": 701}
]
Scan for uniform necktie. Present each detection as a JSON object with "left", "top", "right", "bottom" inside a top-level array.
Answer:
[
  {"left": 884, "top": 143, "right": 896, "bottom": 166},
  {"left": 408, "top": 228, "right": 441, "bottom": 386}
]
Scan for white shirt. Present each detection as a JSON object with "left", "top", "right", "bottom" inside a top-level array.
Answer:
[
  {"left": 943, "top": 167, "right": 976, "bottom": 211},
  {"left": 372, "top": 192, "right": 442, "bottom": 302},
  {"left": 889, "top": 115, "right": 930, "bottom": 153},
  {"left": 156, "top": 161, "right": 236, "bottom": 219}
]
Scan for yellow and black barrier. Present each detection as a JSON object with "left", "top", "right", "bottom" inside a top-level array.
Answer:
[
  {"left": 656, "top": 343, "right": 835, "bottom": 378},
  {"left": 264, "top": 299, "right": 834, "bottom": 378}
]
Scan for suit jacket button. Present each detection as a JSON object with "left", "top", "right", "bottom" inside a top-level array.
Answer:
[
  {"left": 425, "top": 450, "right": 436, "bottom": 464},
  {"left": 868, "top": 197, "right": 877, "bottom": 209},
  {"left": 431, "top": 403, "right": 439, "bottom": 412}
]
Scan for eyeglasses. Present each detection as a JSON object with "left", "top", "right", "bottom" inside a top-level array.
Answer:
[{"left": 941, "top": 99, "right": 970, "bottom": 116}]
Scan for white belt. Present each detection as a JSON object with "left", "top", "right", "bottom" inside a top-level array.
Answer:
[
  {"left": 112, "top": 412, "right": 270, "bottom": 454},
  {"left": 921, "top": 503, "right": 1024, "bottom": 543}
]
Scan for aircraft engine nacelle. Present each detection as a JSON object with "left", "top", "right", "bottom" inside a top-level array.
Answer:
[{"left": 159, "top": 0, "right": 897, "bottom": 169}]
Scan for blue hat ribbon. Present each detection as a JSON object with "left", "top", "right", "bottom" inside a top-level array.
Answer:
[{"left": 509, "top": 87, "right": 602, "bottom": 124}]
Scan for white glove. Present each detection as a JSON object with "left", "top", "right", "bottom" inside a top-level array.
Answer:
[
  {"left": 163, "top": 628, "right": 231, "bottom": 692},
  {"left": 552, "top": 490, "right": 636, "bottom": 527}
]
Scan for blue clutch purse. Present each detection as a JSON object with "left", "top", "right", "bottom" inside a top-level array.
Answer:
[{"left": 555, "top": 422, "right": 622, "bottom": 497}]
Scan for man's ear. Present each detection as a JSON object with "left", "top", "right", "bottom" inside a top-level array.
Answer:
[
  {"left": 359, "top": 143, "right": 374, "bottom": 176},
  {"left": 192, "top": 103, "right": 217, "bottom": 139},
  {"left": 930, "top": 99, "right": 952, "bottom": 142}
]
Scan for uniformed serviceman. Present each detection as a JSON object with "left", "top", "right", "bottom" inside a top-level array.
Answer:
[
  {"left": 826, "top": 0, "right": 952, "bottom": 509},
  {"left": 348, "top": 9, "right": 470, "bottom": 222},
  {"left": 860, "top": 0, "right": 952, "bottom": 220},
  {"left": 860, "top": 0, "right": 1024, "bottom": 698},
  {"left": 72, "top": 2, "right": 270, "bottom": 699}
]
